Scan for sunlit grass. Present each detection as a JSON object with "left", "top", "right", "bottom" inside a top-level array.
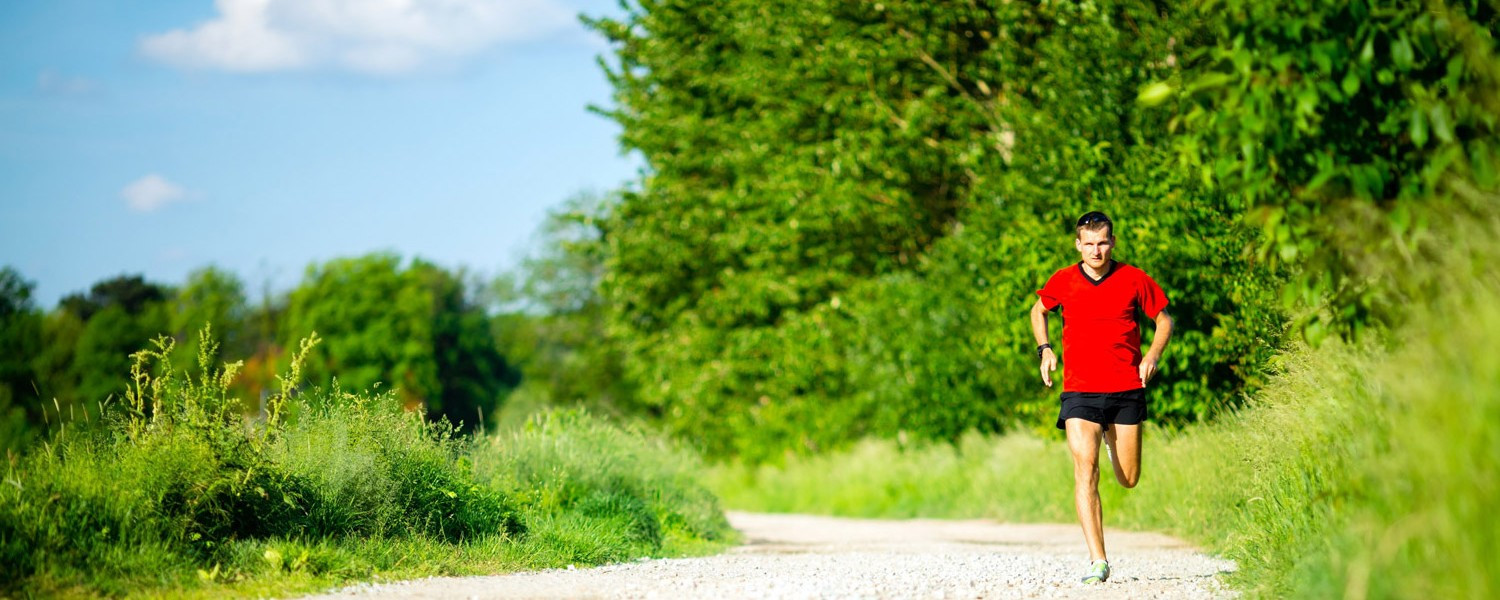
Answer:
[
  {"left": 0, "top": 331, "right": 734, "bottom": 598},
  {"left": 709, "top": 237, "right": 1500, "bottom": 598}
]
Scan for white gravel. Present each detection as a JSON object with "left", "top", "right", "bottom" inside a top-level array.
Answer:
[{"left": 300, "top": 512, "right": 1236, "bottom": 599}]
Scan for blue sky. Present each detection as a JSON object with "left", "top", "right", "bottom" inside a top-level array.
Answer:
[{"left": 0, "top": 0, "right": 641, "bottom": 307}]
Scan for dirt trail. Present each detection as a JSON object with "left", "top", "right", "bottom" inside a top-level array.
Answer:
[{"left": 302, "top": 511, "right": 1235, "bottom": 599}]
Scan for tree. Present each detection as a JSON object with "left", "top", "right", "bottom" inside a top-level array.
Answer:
[
  {"left": 412, "top": 261, "right": 519, "bottom": 430},
  {"left": 1170, "top": 0, "right": 1500, "bottom": 341},
  {"left": 0, "top": 267, "right": 43, "bottom": 449},
  {"left": 57, "top": 274, "right": 171, "bottom": 407},
  {"left": 168, "top": 266, "right": 250, "bottom": 370},
  {"left": 586, "top": 0, "right": 1286, "bottom": 459},
  {"left": 493, "top": 192, "right": 639, "bottom": 418},
  {"left": 73, "top": 303, "right": 169, "bottom": 406},
  {"left": 59, "top": 274, "right": 168, "bottom": 321},
  {"left": 282, "top": 254, "right": 517, "bottom": 431}
]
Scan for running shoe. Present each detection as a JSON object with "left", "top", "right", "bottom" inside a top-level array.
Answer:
[{"left": 1081, "top": 559, "right": 1110, "bottom": 584}]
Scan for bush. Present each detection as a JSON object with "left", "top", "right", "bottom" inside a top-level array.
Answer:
[
  {"left": 0, "top": 331, "right": 732, "bottom": 597},
  {"left": 475, "top": 409, "right": 735, "bottom": 562},
  {"left": 585, "top": 0, "right": 1287, "bottom": 460}
]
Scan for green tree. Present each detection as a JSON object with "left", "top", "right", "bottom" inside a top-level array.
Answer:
[
  {"left": 59, "top": 274, "right": 168, "bottom": 321},
  {"left": 73, "top": 304, "right": 170, "bottom": 407},
  {"left": 1170, "top": 0, "right": 1500, "bottom": 340},
  {"left": 413, "top": 261, "right": 519, "bottom": 430},
  {"left": 494, "top": 192, "right": 639, "bottom": 419},
  {"left": 0, "top": 267, "right": 43, "bottom": 448},
  {"left": 282, "top": 254, "right": 517, "bottom": 430},
  {"left": 586, "top": 0, "right": 1284, "bottom": 459},
  {"left": 168, "top": 266, "right": 250, "bottom": 370},
  {"left": 60, "top": 275, "right": 171, "bottom": 407},
  {"left": 29, "top": 310, "right": 83, "bottom": 418}
]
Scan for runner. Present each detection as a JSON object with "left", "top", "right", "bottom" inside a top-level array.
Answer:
[{"left": 1028, "top": 210, "right": 1174, "bottom": 584}]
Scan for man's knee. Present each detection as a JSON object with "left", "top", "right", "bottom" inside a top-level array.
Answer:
[
  {"left": 1116, "top": 470, "right": 1140, "bottom": 489},
  {"left": 1073, "top": 462, "right": 1099, "bottom": 485}
]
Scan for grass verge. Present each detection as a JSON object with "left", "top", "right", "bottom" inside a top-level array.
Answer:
[
  {"left": 709, "top": 268, "right": 1499, "bottom": 598},
  {"left": 1, "top": 333, "right": 735, "bottom": 599}
]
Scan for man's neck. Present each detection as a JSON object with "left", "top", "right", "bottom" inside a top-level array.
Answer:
[{"left": 1081, "top": 259, "right": 1113, "bottom": 280}]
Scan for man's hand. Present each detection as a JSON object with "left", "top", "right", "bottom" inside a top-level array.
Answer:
[
  {"left": 1040, "top": 348, "right": 1057, "bottom": 387},
  {"left": 1138, "top": 352, "right": 1159, "bottom": 387}
]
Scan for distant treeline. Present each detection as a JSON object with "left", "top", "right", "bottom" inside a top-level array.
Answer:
[{"left": 0, "top": 256, "right": 522, "bottom": 450}]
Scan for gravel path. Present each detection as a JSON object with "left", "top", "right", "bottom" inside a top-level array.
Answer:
[{"left": 303, "top": 512, "right": 1236, "bottom": 599}]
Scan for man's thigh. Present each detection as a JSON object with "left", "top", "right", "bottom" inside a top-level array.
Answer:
[
  {"left": 1107, "top": 423, "right": 1142, "bottom": 478},
  {"left": 1065, "top": 418, "right": 1104, "bottom": 464}
]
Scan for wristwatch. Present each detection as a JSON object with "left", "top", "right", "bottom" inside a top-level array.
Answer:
[{"left": 1037, "top": 343, "right": 1052, "bottom": 358}]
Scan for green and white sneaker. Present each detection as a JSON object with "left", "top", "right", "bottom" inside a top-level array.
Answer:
[{"left": 1081, "top": 559, "right": 1110, "bottom": 584}]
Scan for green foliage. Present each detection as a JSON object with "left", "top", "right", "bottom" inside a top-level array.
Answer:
[
  {"left": 282, "top": 253, "right": 518, "bottom": 431},
  {"left": 586, "top": 0, "right": 1285, "bottom": 459},
  {"left": 1170, "top": 0, "right": 1500, "bottom": 340},
  {"left": 0, "top": 267, "right": 43, "bottom": 450},
  {"left": 73, "top": 303, "right": 170, "bottom": 408},
  {"left": 587, "top": 0, "right": 1020, "bottom": 456},
  {"left": 58, "top": 274, "right": 168, "bottom": 321},
  {"left": 707, "top": 433, "right": 1059, "bottom": 519},
  {"left": 29, "top": 310, "right": 84, "bottom": 419},
  {"left": 474, "top": 409, "right": 736, "bottom": 562},
  {"left": 169, "top": 266, "right": 251, "bottom": 372},
  {"left": 837, "top": 144, "right": 1285, "bottom": 443},
  {"left": 711, "top": 215, "right": 1500, "bottom": 597},
  {"left": 11, "top": 254, "right": 525, "bottom": 447},
  {"left": 38, "top": 274, "right": 174, "bottom": 411},
  {"left": 0, "top": 332, "right": 732, "bottom": 597},
  {"left": 493, "top": 192, "right": 639, "bottom": 419}
]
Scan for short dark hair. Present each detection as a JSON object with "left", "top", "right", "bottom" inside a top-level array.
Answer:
[{"left": 1075, "top": 211, "right": 1113, "bottom": 238}]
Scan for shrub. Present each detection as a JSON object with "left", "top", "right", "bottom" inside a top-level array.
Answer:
[
  {"left": 0, "top": 331, "right": 729, "bottom": 597},
  {"left": 474, "top": 409, "right": 735, "bottom": 561}
]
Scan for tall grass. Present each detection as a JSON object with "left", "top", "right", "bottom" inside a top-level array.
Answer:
[
  {"left": 474, "top": 411, "right": 733, "bottom": 565},
  {"left": 710, "top": 232, "right": 1500, "bottom": 598},
  {"left": 0, "top": 331, "right": 734, "bottom": 598}
]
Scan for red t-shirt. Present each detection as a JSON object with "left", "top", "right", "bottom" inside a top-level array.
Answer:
[{"left": 1036, "top": 261, "right": 1169, "bottom": 393}]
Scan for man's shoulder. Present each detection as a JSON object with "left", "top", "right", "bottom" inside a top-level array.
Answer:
[
  {"left": 1115, "top": 264, "right": 1169, "bottom": 297},
  {"left": 1048, "top": 263, "right": 1080, "bottom": 280},
  {"left": 1120, "top": 263, "right": 1164, "bottom": 280}
]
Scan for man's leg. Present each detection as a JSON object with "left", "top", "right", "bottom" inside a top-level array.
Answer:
[
  {"left": 1065, "top": 418, "right": 1107, "bottom": 561},
  {"left": 1103, "top": 423, "right": 1142, "bottom": 488}
]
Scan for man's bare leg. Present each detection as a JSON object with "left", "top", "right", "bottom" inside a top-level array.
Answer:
[
  {"left": 1065, "top": 418, "right": 1106, "bottom": 561},
  {"left": 1103, "top": 423, "right": 1142, "bottom": 488}
]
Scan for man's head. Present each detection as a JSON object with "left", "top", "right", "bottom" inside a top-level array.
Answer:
[{"left": 1074, "top": 211, "right": 1115, "bottom": 270}]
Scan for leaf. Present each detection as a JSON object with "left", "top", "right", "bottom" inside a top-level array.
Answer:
[
  {"left": 1392, "top": 35, "right": 1415, "bottom": 69},
  {"left": 1341, "top": 71, "right": 1360, "bottom": 97},
  {"left": 1186, "top": 72, "right": 1235, "bottom": 94},
  {"left": 1409, "top": 108, "right": 1428, "bottom": 147},
  {"left": 1296, "top": 86, "right": 1320, "bottom": 117},
  {"left": 1136, "top": 81, "right": 1175, "bottom": 107},
  {"left": 1428, "top": 104, "right": 1454, "bottom": 143}
]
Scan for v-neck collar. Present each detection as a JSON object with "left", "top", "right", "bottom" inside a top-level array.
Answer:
[{"left": 1077, "top": 260, "right": 1118, "bottom": 286}]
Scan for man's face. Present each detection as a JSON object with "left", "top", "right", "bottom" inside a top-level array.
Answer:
[{"left": 1075, "top": 228, "right": 1114, "bottom": 270}]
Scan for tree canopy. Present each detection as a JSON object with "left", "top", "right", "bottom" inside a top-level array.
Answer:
[{"left": 585, "top": 0, "right": 1288, "bottom": 459}]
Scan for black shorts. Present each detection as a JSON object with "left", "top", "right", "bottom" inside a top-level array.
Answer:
[{"left": 1056, "top": 389, "right": 1147, "bottom": 430}]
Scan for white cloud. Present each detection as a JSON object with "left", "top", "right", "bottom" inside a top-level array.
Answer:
[
  {"left": 122, "top": 174, "right": 188, "bottom": 212},
  {"left": 139, "top": 0, "right": 575, "bottom": 74}
]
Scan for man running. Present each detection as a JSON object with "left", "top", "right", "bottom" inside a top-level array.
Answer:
[{"left": 1029, "top": 210, "right": 1174, "bottom": 584}]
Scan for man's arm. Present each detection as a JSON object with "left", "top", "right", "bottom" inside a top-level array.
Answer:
[
  {"left": 1138, "top": 310, "right": 1174, "bottom": 386},
  {"left": 1030, "top": 299, "right": 1057, "bottom": 387}
]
